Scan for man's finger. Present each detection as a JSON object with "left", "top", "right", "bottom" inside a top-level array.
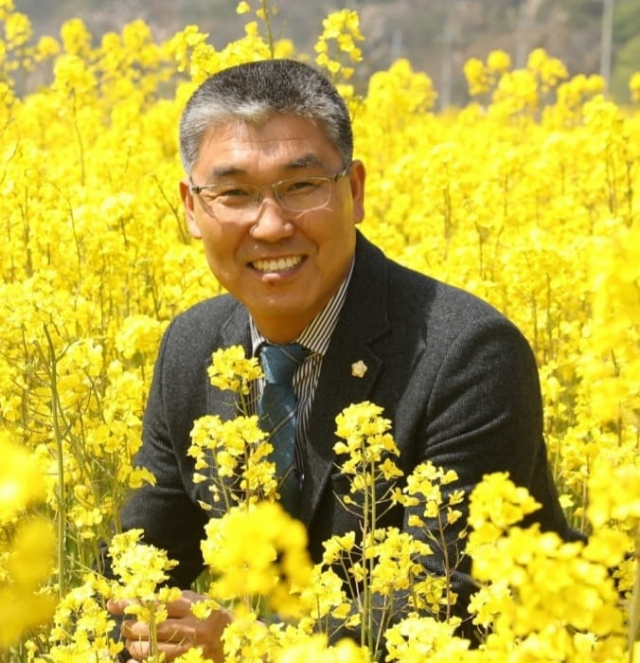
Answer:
[
  {"left": 155, "top": 618, "right": 196, "bottom": 644},
  {"left": 122, "top": 617, "right": 196, "bottom": 645},
  {"left": 164, "top": 595, "right": 195, "bottom": 618},
  {"left": 108, "top": 597, "right": 137, "bottom": 615},
  {"left": 121, "top": 619, "right": 150, "bottom": 640}
]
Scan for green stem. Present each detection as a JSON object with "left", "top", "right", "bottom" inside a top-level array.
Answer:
[
  {"left": 148, "top": 605, "right": 160, "bottom": 660},
  {"left": 259, "top": 0, "right": 275, "bottom": 58},
  {"left": 72, "top": 98, "right": 86, "bottom": 187},
  {"left": 362, "top": 518, "right": 371, "bottom": 651},
  {"left": 361, "top": 457, "right": 378, "bottom": 655},
  {"left": 436, "top": 507, "right": 453, "bottom": 620},
  {"left": 628, "top": 525, "right": 640, "bottom": 663},
  {"left": 43, "top": 324, "right": 66, "bottom": 599}
]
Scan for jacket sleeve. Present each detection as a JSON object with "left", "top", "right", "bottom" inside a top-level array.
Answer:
[{"left": 399, "top": 308, "right": 581, "bottom": 636}]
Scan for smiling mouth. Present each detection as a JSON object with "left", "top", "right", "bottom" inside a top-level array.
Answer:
[{"left": 251, "top": 256, "right": 303, "bottom": 273}]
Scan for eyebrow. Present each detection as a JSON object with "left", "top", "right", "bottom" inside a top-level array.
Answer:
[
  {"left": 204, "top": 153, "right": 325, "bottom": 181},
  {"left": 287, "top": 153, "right": 324, "bottom": 169}
]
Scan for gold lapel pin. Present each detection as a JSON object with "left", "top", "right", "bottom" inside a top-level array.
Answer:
[{"left": 351, "top": 360, "right": 368, "bottom": 378}]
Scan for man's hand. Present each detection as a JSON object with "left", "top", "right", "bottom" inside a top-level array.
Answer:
[{"left": 108, "top": 590, "right": 232, "bottom": 662}]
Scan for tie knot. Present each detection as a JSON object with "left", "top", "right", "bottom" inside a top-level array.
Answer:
[{"left": 260, "top": 342, "right": 309, "bottom": 385}]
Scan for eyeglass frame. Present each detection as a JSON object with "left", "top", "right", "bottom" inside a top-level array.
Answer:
[{"left": 188, "top": 163, "right": 352, "bottom": 222}]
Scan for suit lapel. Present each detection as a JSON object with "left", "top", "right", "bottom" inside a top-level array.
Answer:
[
  {"left": 205, "top": 301, "right": 252, "bottom": 421},
  {"left": 301, "top": 233, "right": 391, "bottom": 524},
  {"left": 200, "top": 301, "right": 253, "bottom": 504}
]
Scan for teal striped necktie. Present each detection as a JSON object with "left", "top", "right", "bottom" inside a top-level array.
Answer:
[{"left": 258, "top": 342, "right": 309, "bottom": 517}]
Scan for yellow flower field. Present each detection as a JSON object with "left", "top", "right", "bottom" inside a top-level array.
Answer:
[{"left": 0, "top": 0, "right": 639, "bottom": 660}]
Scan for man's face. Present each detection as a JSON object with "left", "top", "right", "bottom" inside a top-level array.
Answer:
[{"left": 180, "top": 113, "right": 366, "bottom": 343}]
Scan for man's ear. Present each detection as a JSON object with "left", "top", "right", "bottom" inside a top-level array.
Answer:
[
  {"left": 349, "top": 159, "right": 366, "bottom": 225},
  {"left": 179, "top": 179, "right": 202, "bottom": 239}
]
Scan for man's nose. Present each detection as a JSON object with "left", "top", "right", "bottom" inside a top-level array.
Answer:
[{"left": 249, "top": 195, "right": 294, "bottom": 240}]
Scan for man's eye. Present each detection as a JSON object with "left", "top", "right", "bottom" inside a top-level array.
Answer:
[
  {"left": 283, "top": 179, "right": 322, "bottom": 196},
  {"left": 217, "top": 186, "right": 251, "bottom": 197},
  {"left": 211, "top": 186, "right": 254, "bottom": 204}
]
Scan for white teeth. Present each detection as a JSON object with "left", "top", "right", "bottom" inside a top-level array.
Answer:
[{"left": 253, "top": 256, "right": 302, "bottom": 273}]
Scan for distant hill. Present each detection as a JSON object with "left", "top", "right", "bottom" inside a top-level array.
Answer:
[{"left": 14, "top": 0, "right": 640, "bottom": 104}]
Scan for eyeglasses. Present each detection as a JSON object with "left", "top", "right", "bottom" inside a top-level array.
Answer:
[{"left": 189, "top": 165, "right": 351, "bottom": 224}]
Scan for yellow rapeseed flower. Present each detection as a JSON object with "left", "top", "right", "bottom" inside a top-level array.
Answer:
[
  {"left": 207, "top": 345, "right": 263, "bottom": 396},
  {"left": 276, "top": 634, "right": 371, "bottom": 663},
  {"left": 630, "top": 72, "right": 640, "bottom": 102},
  {"left": 202, "top": 502, "right": 312, "bottom": 619},
  {"left": 1, "top": 1, "right": 639, "bottom": 658}
]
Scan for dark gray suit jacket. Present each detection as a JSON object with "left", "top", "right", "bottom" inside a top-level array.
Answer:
[{"left": 121, "top": 231, "right": 578, "bottom": 624}]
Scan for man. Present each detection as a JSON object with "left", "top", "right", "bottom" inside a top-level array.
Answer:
[{"left": 109, "top": 59, "right": 580, "bottom": 661}]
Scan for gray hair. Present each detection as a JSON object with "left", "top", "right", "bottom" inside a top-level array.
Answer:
[{"left": 178, "top": 59, "right": 353, "bottom": 175}]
